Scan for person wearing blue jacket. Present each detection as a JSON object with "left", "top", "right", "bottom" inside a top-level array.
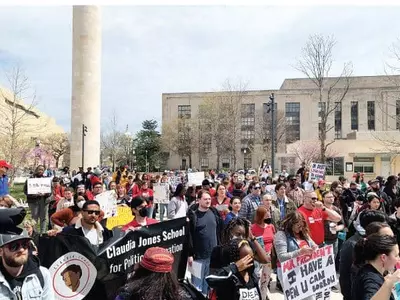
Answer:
[{"left": 0, "top": 160, "right": 11, "bottom": 197}]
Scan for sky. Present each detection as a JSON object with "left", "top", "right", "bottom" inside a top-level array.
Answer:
[{"left": 0, "top": 5, "right": 399, "bottom": 134}]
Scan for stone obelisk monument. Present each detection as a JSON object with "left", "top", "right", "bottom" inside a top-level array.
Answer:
[{"left": 70, "top": 6, "right": 101, "bottom": 170}]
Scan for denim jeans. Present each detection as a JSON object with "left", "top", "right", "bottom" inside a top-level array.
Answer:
[
  {"left": 191, "top": 257, "right": 210, "bottom": 296},
  {"left": 159, "top": 203, "right": 168, "bottom": 222},
  {"left": 28, "top": 198, "right": 49, "bottom": 234},
  {"left": 147, "top": 206, "right": 154, "bottom": 218}
]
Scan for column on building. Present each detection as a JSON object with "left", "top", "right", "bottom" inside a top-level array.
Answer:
[{"left": 70, "top": 5, "right": 102, "bottom": 170}]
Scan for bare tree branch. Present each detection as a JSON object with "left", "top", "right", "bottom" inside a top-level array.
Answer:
[{"left": 294, "top": 34, "right": 353, "bottom": 163}]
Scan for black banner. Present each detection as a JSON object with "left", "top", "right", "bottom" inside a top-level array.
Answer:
[{"left": 39, "top": 217, "right": 189, "bottom": 300}]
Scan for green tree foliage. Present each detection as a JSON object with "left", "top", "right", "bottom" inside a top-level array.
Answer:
[{"left": 135, "top": 120, "right": 162, "bottom": 172}]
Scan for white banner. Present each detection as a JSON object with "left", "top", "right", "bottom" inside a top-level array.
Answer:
[
  {"left": 308, "top": 163, "right": 326, "bottom": 181},
  {"left": 27, "top": 177, "right": 52, "bottom": 195},
  {"left": 282, "top": 245, "right": 337, "bottom": 300},
  {"left": 153, "top": 183, "right": 170, "bottom": 204},
  {"left": 187, "top": 172, "right": 205, "bottom": 186},
  {"left": 95, "top": 190, "right": 118, "bottom": 219}
]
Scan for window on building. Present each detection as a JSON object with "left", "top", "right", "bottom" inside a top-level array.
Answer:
[
  {"left": 280, "top": 157, "right": 296, "bottom": 175},
  {"left": 200, "top": 137, "right": 212, "bottom": 153},
  {"left": 222, "top": 158, "right": 230, "bottom": 169},
  {"left": 244, "top": 152, "right": 252, "bottom": 169},
  {"left": 397, "top": 100, "right": 400, "bottom": 130},
  {"left": 285, "top": 102, "right": 301, "bottom": 143},
  {"left": 241, "top": 130, "right": 255, "bottom": 140},
  {"left": 241, "top": 103, "right": 255, "bottom": 117},
  {"left": 318, "top": 102, "right": 326, "bottom": 119},
  {"left": 241, "top": 117, "right": 255, "bottom": 126},
  {"left": 367, "top": 101, "right": 375, "bottom": 130},
  {"left": 325, "top": 157, "right": 344, "bottom": 176},
  {"left": 334, "top": 102, "right": 342, "bottom": 139},
  {"left": 178, "top": 105, "right": 191, "bottom": 119},
  {"left": 201, "top": 158, "right": 209, "bottom": 169},
  {"left": 354, "top": 157, "right": 375, "bottom": 173},
  {"left": 351, "top": 101, "right": 358, "bottom": 130}
]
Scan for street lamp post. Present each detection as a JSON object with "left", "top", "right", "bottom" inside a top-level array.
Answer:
[
  {"left": 145, "top": 150, "right": 148, "bottom": 172},
  {"left": 243, "top": 149, "right": 247, "bottom": 170},
  {"left": 267, "top": 93, "right": 276, "bottom": 178},
  {"left": 82, "top": 124, "right": 88, "bottom": 169}
]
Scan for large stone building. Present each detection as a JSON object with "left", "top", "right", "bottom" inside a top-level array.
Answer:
[
  {"left": 0, "top": 86, "right": 65, "bottom": 169},
  {"left": 162, "top": 75, "right": 400, "bottom": 181}
]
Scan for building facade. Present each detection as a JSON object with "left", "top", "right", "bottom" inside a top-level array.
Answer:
[
  {"left": 0, "top": 86, "right": 65, "bottom": 170},
  {"left": 162, "top": 75, "right": 400, "bottom": 180}
]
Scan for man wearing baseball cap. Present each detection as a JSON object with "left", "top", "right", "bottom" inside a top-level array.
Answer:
[
  {"left": 0, "top": 160, "right": 12, "bottom": 197},
  {"left": 0, "top": 208, "right": 54, "bottom": 299}
]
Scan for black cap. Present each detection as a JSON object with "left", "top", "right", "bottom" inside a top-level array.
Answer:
[{"left": 0, "top": 207, "right": 31, "bottom": 247}]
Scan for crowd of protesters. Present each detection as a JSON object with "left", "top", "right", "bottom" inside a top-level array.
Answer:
[{"left": 2, "top": 158, "right": 400, "bottom": 299}]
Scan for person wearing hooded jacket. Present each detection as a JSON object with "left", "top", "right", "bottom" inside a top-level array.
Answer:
[
  {"left": 0, "top": 207, "right": 54, "bottom": 299},
  {"left": 206, "top": 238, "right": 261, "bottom": 300}
]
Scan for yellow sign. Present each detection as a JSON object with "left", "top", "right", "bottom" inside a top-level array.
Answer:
[{"left": 106, "top": 206, "right": 133, "bottom": 230}]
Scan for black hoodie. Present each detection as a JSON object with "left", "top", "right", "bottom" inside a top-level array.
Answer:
[{"left": 0, "top": 254, "right": 44, "bottom": 295}]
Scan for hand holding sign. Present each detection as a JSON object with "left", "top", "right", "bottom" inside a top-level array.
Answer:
[{"left": 299, "top": 247, "right": 314, "bottom": 256}]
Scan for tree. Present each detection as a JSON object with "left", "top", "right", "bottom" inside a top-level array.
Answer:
[
  {"left": 198, "top": 80, "right": 247, "bottom": 170},
  {"left": 295, "top": 34, "right": 352, "bottom": 163},
  {"left": 0, "top": 65, "right": 44, "bottom": 181},
  {"left": 288, "top": 140, "right": 339, "bottom": 167},
  {"left": 135, "top": 120, "right": 161, "bottom": 172},
  {"left": 41, "top": 133, "right": 70, "bottom": 168},
  {"left": 161, "top": 117, "right": 198, "bottom": 169},
  {"left": 251, "top": 107, "right": 286, "bottom": 168},
  {"left": 100, "top": 111, "right": 125, "bottom": 170}
]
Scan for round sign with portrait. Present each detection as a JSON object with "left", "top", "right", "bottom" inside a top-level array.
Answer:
[{"left": 49, "top": 251, "right": 97, "bottom": 300}]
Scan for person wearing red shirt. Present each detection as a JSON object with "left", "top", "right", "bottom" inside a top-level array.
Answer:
[
  {"left": 202, "top": 179, "right": 216, "bottom": 197},
  {"left": 251, "top": 205, "right": 276, "bottom": 299},
  {"left": 132, "top": 181, "right": 154, "bottom": 218},
  {"left": 211, "top": 184, "right": 230, "bottom": 220},
  {"left": 122, "top": 196, "right": 158, "bottom": 231},
  {"left": 298, "top": 191, "right": 341, "bottom": 246}
]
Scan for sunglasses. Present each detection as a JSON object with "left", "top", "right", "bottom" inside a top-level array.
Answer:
[
  {"left": 83, "top": 210, "right": 101, "bottom": 215},
  {"left": 254, "top": 186, "right": 261, "bottom": 190},
  {"left": 7, "top": 240, "right": 30, "bottom": 252}
]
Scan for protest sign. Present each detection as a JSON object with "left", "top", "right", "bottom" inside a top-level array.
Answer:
[
  {"left": 265, "top": 184, "right": 276, "bottom": 197},
  {"left": 187, "top": 172, "right": 205, "bottom": 186},
  {"left": 308, "top": 163, "right": 326, "bottom": 181},
  {"left": 49, "top": 252, "right": 97, "bottom": 300},
  {"left": 281, "top": 245, "right": 337, "bottom": 300},
  {"left": 39, "top": 217, "right": 188, "bottom": 300},
  {"left": 153, "top": 183, "right": 170, "bottom": 204},
  {"left": 95, "top": 190, "right": 118, "bottom": 219},
  {"left": 105, "top": 206, "right": 133, "bottom": 230},
  {"left": 27, "top": 177, "right": 52, "bottom": 194}
]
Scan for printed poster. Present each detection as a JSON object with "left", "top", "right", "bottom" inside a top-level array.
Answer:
[
  {"left": 281, "top": 245, "right": 337, "bottom": 300},
  {"left": 153, "top": 183, "right": 170, "bottom": 204},
  {"left": 308, "top": 163, "right": 326, "bottom": 181},
  {"left": 187, "top": 172, "right": 205, "bottom": 186},
  {"left": 27, "top": 177, "right": 52, "bottom": 194},
  {"left": 95, "top": 190, "right": 118, "bottom": 219}
]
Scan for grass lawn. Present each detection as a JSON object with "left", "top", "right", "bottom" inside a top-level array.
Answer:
[
  {"left": 10, "top": 183, "right": 32, "bottom": 220},
  {"left": 10, "top": 183, "right": 25, "bottom": 202}
]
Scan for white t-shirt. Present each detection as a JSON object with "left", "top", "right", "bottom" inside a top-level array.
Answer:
[
  {"left": 82, "top": 227, "right": 99, "bottom": 246},
  {"left": 175, "top": 200, "right": 188, "bottom": 219}
]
